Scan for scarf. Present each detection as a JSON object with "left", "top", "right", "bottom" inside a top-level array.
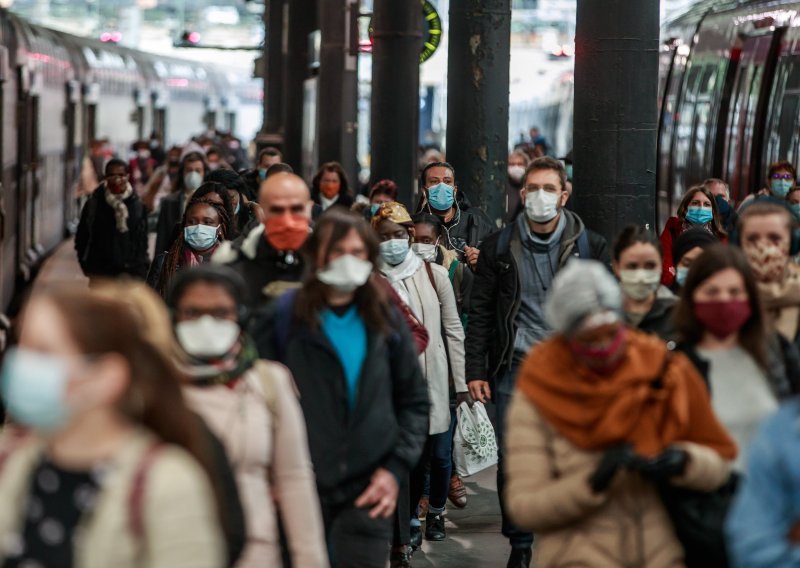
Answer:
[
  {"left": 380, "top": 249, "right": 422, "bottom": 306},
  {"left": 104, "top": 183, "right": 133, "bottom": 233},
  {"left": 517, "top": 330, "right": 737, "bottom": 459},
  {"left": 758, "top": 263, "right": 800, "bottom": 341},
  {"left": 680, "top": 219, "right": 714, "bottom": 236},
  {"left": 182, "top": 335, "right": 259, "bottom": 386}
]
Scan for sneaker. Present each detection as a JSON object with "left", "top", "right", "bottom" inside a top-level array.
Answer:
[
  {"left": 390, "top": 546, "right": 412, "bottom": 568},
  {"left": 418, "top": 495, "right": 429, "bottom": 519},
  {"left": 410, "top": 525, "right": 422, "bottom": 550},
  {"left": 448, "top": 474, "right": 467, "bottom": 508},
  {"left": 425, "top": 512, "right": 446, "bottom": 541}
]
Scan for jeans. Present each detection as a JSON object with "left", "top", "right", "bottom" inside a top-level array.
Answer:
[
  {"left": 411, "top": 420, "right": 455, "bottom": 518},
  {"left": 322, "top": 501, "right": 393, "bottom": 567},
  {"left": 496, "top": 367, "right": 535, "bottom": 549}
]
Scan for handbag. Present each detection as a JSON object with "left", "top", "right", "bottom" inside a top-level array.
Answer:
[{"left": 453, "top": 401, "right": 498, "bottom": 477}]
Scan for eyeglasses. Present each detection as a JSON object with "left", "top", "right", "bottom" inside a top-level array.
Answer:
[{"left": 772, "top": 173, "right": 794, "bottom": 180}]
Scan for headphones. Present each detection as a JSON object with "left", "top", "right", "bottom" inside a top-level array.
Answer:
[{"left": 730, "top": 196, "right": 800, "bottom": 256}]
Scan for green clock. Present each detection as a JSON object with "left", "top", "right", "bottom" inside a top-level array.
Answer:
[{"left": 367, "top": 0, "right": 443, "bottom": 64}]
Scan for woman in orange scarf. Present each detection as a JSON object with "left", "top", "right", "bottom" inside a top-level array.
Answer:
[{"left": 504, "top": 259, "right": 736, "bottom": 568}]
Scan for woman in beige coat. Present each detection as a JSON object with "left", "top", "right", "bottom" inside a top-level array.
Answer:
[
  {"left": 167, "top": 265, "right": 329, "bottom": 567},
  {"left": 374, "top": 201, "right": 467, "bottom": 552},
  {"left": 505, "top": 260, "right": 737, "bottom": 567},
  {"left": 0, "top": 287, "right": 225, "bottom": 568}
]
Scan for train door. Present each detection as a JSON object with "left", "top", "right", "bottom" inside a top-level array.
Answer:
[
  {"left": 226, "top": 111, "right": 236, "bottom": 135},
  {"left": 15, "top": 65, "right": 35, "bottom": 275},
  {"left": 63, "top": 80, "right": 80, "bottom": 233},
  {"left": 723, "top": 30, "right": 785, "bottom": 201},
  {"left": 762, "top": 31, "right": 800, "bottom": 172}
]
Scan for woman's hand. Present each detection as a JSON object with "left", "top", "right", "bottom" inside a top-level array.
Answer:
[{"left": 589, "top": 444, "right": 636, "bottom": 493}]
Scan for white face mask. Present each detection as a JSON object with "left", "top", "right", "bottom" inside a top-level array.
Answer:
[
  {"left": 508, "top": 165, "right": 526, "bottom": 183},
  {"left": 412, "top": 242, "right": 438, "bottom": 263},
  {"left": 524, "top": 189, "right": 560, "bottom": 223},
  {"left": 619, "top": 269, "right": 661, "bottom": 301},
  {"left": 175, "top": 316, "right": 240, "bottom": 358},
  {"left": 317, "top": 254, "right": 374, "bottom": 293}
]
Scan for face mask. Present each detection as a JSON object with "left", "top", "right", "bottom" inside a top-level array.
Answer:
[
  {"left": 744, "top": 242, "right": 789, "bottom": 282},
  {"left": 380, "top": 238, "right": 410, "bottom": 266},
  {"left": 258, "top": 168, "right": 268, "bottom": 181},
  {"left": 265, "top": 214, "right": 309, "bottom": 251},
  {"left": 675, "top": 266, "right": 689, "bottom": 287},
  {"left": 694, "top": 300, "right": 751, "bottom": 340},
  {"left": 320, "top": 181, "right": 341, "bottom": 199},
  {"left": 772, "top": 179, "right": 794, "bottom": 197},
  {"left": 107, "top": 178, "right": 126, "bottom": 194},
  {"left": 685, "top": 206, "right": 713, "bottom": 225},
  {"left": 369, "top": 203, "right": 381, "bottom": 217},
  {"left": 568, "top": 326, "right": 627, "bottom": 375},
  {"left": 714, "top": 195, "right": 731, "bottom": 216},
  {"left": 508, "top": 165, "right": 526, "bottom": 183},
  {"left": 317, "top": 254, "right": 374, "bottom": 293},
  {"left": 524, "top": 189, "right": 560, "bottom": 223},
  {"left": 208, "top": 162, "right": 220, "bottom": 171},
  {"left": 619, "top": 269, "right": 661, "bottom": 301},
  {"left": 565, "top": 164, "right": 574, "bottom": 180},
  {"left": 427, "top": 183, "right": 455, "bottom": 211},
  {"left": 184, "top": 171, "right": 203, "bottom": 192},
  {"left": 137, "top": 150, "right": 150, "bottom": 160},
  {"left": 234, "top": 200, "right": 241, "bottom": 215},
  {"left": 1, "top": 348, "right": 71, "bottom": 431},
  {"left": 412, "top": 242, "right": 438, "bottom": 263},
  {"left": 175, "top": 316, "right": 241, "bottom": 358},
  {"left": 184, "top": 224, "right": 219, "bottom": 251}
]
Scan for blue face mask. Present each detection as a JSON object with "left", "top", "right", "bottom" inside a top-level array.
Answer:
[
  {"left": 790, "top": 203, "right": 800, "bottom": 219},
  {"left": 1, "top": 348, "right": 71, "bottom": 431},
  {"left": 427, "top": 183, "right": 455, "bottom": 211},
  {"left": 184, "top": 224, "right": 219, "bottom": 251},
  {"left": 380, "top": 238, "right": 410, "bottom": 266},
  {"left": 685, "top": 206, "right": 713, "bottom": 225},
  {"left": 675, "top": 266, "right": 689, "bottom": 287},
  {"left": 258, "top": 168, "right": 268, "bottom": 181},
  {"left": 369, "top": 203, "right": 381, "bottom": 217},
  {"left": 772, "top": 178, "right": 794, "bottom": 197}
]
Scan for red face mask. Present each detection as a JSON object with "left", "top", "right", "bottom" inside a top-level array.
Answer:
[
  {"left": 265, "top": 215, "right": 309, "bottom": 252},
  {"left": 568, "top": 326, "right": 627, "bottom": 375},
  {"left": 694, "top": 300, "right": 752, "bottom": 339},
  {"left": 320, "top": 181, "right": 341, "bottom": 199}
]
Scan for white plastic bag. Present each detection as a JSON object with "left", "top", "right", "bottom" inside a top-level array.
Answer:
[{"left": 453, "top": 401, "right": 498, "bottom": 477}]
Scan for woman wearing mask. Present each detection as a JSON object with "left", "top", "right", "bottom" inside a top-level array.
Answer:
[
  {"left": 362, "top": 179, "right": 398, "bottom": 221},
  {"left": 0, "top": 288, "right": 225, "bottom": 566},
  {"left": 739, "top": 160, "right": 797, "bottom": 209},
  {"left": 659, "top": 186, "right": 727, "bottom": 286},
  {"left": 373, "top": 202, "right": 468, "bottom": 547},
  {"left": 674, "top": 244, "right": 799, "bottom": 468},
  {"left": 148, "top": 195, "right": 232, "bottom": 297},
  {"left": 251, "top": 208, "right": 429, "bottom": 568},
  {"left": 670, "top": 227, "right": 719, "bottom": 291},
  {"left": 167, "top": 265, "right": 328, "bottom": 567},
  {"left": 612, "top": 225, "right": 676, "bottom": 340},
  {"left": 506, "top": 150, "right": 530, "bottom": 223},
  {"left": 504, "top": 260, "right": 737, "bottom": 567},
  {"left": 311, "top": 161, "right": 354, "bottom": 212}
]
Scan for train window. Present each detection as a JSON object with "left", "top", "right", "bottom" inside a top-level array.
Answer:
[{"left": 765, "top": 56, "right": 800, "bottom": 168}]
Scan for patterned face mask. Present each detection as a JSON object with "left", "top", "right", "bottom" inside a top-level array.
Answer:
[{"left": 744, "top": 241, "right": 789, "bottom": 282}]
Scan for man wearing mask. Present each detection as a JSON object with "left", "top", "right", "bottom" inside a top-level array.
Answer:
[
  {"left": 213, "top": 172, "right": 310, "bottom": 308},
  {"left": 243, "top": 147, "right": 284, "bottom": 200},
  {"left": 465, "top": 156, "right": 609, "bottom": 568},
  {"left": 418, "top": 161, "right": 493, "bottom": 269},
  {"left": 704, "top": 177, "right": 738, "bottom": 233},
  {"left": 154, "top": 151, "right": 207, "bottom": 256},
  {"left": 75, "top": 159, "right": 150, "bottom": 285},
  {"left": 506, "top": 151, "right": 530, "bottom": 223}
]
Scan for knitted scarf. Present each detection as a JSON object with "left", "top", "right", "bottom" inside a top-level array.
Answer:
[
  {"left": 182, "top": 335, "right": 260, "bottom": 386},
  {"left": 104, "top": 182, "right": 134, "bottom": 233}
]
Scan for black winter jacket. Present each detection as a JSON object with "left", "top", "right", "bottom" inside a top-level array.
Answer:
[
  {"left": 635, "top": 292, "right": 677, "bottom": 342},
  {"left": 74, "top": 185, "right": 150, "bottom": 279},
  {"left": 465, "top": 210, "right": 610, "bottom": 382},
  {"left": 251, "top": 298, "right": 429, "bottom": 506},
  {"left": 153, "top": 191, "right": 186, "bottom": 258}
]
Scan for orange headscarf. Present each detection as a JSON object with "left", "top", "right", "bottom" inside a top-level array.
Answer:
[{"left": 517, "top": 330, "right": 737, "bottom": 459}]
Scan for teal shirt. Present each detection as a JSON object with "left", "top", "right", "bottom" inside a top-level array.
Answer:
[{"left": 320, "top": 306, "right": 367, "bottom": 409}]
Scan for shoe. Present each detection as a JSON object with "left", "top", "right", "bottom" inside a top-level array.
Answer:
[
  {"left": 448, "top": 474, "right": 467, "bottom": 508},
  {"left": 506, "top": 547, "right": 532, "bottom": 568},
  {"left": 418, "top": 495, "right": 429, "bottom": 519},
  {"left": 425, "top": 512, "right": 446, "bottom": 541},
  {"left": 390, "top": 546, "right": 412, "bottom": 568},
  {"left": 410, "top": 525, "right": 422, "bottom": 550}
]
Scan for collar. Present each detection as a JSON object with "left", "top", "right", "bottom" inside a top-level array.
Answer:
[{"left": 320, "top": 194, "right": 339, "bottom": 210}]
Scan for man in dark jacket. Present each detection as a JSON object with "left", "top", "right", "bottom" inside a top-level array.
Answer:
[
  {"left": 212, "top": 172, "right": 311, "bottom": 308},
  {"left": 153, "top": 151, "right": 207, "bottom": 257},
  {"left": 466, "top": 156, "right": 609, "bottom": 568},
  {"left": 75, "top": 159, "right": 150, "bottom": 285}
]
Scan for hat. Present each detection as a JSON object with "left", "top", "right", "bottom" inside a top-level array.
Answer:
[
  {"left": 672, "top": 228, "right": 719, "bottom": 266},
  {"left": 371, "top": 201, "right": 412, "bottom": 229},
  {"left": 545, "top": 259, "right": 622, "bottom": 336}
]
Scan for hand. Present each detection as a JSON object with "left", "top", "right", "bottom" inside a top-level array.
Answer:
[
  {"left": 588, "top": 444, "right": 636, "bottom": 494},
  {"left": 354, "top": 468, "right": 399, "bottom": 519},
  {"left": 456, "top": 391, "right": 474, "bottom": 408},
  {"left": 468, "top": 380, "right": 491, "bottom": 403},
  {"left": 634, "top": 447, "right": 688, "bottom": 482},
  {"left": 464, "top": 246, "right": 480, "bottom": 268}
]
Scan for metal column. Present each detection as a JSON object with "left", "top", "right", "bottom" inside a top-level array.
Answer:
[
  {"left": 445, "top": 0, "right": 511, "bottom": 227},
  {"left": 572, "top": 0, "right": 660, "bottom": 243},
  {"left": 258, "top": 0, "right": 285, "bottom": 151},
  {"left": 282, "top": 0, "right": 316, "bottom": 171},
  {"left": 370, "top": 0, "right": 422, "bottom": 207}
]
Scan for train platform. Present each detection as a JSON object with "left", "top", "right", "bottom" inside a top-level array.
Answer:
[{"left": 32, "top": 239, "right": 511, "bottom": 567}]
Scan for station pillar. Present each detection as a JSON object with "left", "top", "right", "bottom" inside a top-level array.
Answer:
[
  {"left": 257, "top": 0, "right": 285, "bottom": 152},
  {"left": 572, "top": 0, "right": 660, "bottom": 243},
  {"left": 282, "top": 0, "right": 316, "bottom": 172}
]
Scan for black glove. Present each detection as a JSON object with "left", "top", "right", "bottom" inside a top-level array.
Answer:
[
  {"left": 634, "top": 447, "right": 688, "bottom": 482},
  {"left": 455, "top": 391, "right": 474, "bottom": 408},
  {"left": 588, "top": 444, "right": 636, "bottom": 494}
]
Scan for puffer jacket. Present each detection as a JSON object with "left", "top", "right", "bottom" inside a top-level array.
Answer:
[{"left": 504, "top": 394, "right": 732, "bottom": 568}]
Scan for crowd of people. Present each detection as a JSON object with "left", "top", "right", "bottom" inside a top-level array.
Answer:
[{"left": 2, "top": 125, "right": 800, "bottom": 568}]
